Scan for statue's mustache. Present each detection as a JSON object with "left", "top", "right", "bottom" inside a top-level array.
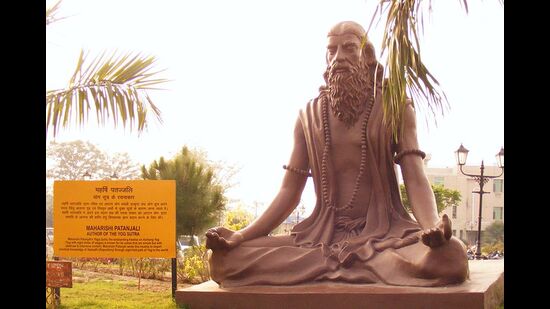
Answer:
[{"left": 326, "top": 62, "right": 360, "bottom": 85}]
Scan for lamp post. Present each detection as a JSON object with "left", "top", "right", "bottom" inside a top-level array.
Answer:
[
  {"left": 296, "top": 202, "right": 306, "bottom": 224},
  {"left": 455, "top": 144, "right": 504, "bottom": 260}
]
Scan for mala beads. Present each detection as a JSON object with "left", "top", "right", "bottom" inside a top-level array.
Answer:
[{"left": 320, "top": 88, "right": 375, "bottom": 212}]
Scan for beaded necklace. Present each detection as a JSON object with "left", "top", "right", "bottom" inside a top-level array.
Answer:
[{"left": 320, "top": 85, "right": 375, "bottom": 213}]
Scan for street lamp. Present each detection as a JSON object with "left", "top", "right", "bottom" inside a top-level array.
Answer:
[
  {"left": 296, "top": 202, "right": 306, "bottom": 223},
  {"left": 455, "top": 144, "right": 504, "bottom": 259}
]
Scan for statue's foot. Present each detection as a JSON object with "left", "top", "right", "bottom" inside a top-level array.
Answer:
[{"left": 421, "top": 214, "right": 452, "bottom": 248}]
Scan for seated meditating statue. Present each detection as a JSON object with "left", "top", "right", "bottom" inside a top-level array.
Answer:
[{"left": 205, "top": 20, "right": 469, "bottom": 287}]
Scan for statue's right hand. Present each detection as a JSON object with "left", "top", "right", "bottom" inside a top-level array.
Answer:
[{"left": 205, "top": 227, "right": 244, "bottom": 251}]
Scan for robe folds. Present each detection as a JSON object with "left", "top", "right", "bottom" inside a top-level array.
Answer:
[{"left": 209, "top": 91, "right": 449, "bottom": 287}]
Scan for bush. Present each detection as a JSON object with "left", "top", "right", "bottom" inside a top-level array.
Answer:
[
  {"left": 128, "top": 258, "right": 171, "bottom": 281},
  {"left": 178, "top": 245, "right": 210, "bottom": 284},
  {"left": 482, "top": 241, "right": 504, "bottom": 255}
]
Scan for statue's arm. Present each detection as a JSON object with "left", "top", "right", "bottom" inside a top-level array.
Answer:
[
  {"left": 397, "top": 102, "right": 439, "bottom": 230},
  {"left": 237, "top": 117, "right": 309, "bottom": 241}
]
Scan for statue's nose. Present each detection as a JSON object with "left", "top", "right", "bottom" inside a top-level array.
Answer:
[{"left": 331, "top": 48, "right": 346, "bottom": 65}]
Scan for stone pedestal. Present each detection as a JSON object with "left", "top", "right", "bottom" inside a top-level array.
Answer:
[{"left": 176, "top": 259, "right": 503, "bottom": 309}]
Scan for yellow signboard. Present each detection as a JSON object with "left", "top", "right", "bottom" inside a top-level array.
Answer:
[{"left": 53, "top": 180, "right": 176, "bottom": 258}]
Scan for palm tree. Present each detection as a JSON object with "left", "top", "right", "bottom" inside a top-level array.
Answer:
[
  {"left": 368, "top": 0, "right": 503, "bottom": 141},
  {"left": 46, "top": 0, "right": 168, "bottom": 137}
]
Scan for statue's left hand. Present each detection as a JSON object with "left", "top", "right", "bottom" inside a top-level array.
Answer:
[
  {"left": 421, "top": 214, "right": 453, "bottom": 248},
  {"left": 205, "top": 227, "right": 244, "bottom": 251}
]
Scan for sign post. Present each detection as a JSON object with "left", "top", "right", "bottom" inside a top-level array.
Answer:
[{"left": 46, "top": 260, "right": 72, "bottom": 308}]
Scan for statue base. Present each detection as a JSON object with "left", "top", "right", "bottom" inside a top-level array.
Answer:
[{"left": 175, "top": 259, "right": 503, "bottom": 309}]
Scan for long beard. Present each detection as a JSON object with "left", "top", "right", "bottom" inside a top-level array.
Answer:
[{"left": 323, "top": 62, "right": 371, "bottom": 128}]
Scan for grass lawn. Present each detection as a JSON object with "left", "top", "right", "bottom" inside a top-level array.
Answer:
[{"left": 51, "top": 271, "right": 184, "bottom": 309}]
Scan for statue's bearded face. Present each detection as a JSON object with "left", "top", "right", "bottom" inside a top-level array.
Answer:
[{"left": 323, "top": 33, "right": 370, "bottom": 128}]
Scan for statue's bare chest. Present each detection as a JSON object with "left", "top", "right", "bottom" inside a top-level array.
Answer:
[
  {"left": 328, "top": 112, "right": 363, "bottom": 146},
  {"left": 327, "top": 113, "right": 365, "bottom": 167}
]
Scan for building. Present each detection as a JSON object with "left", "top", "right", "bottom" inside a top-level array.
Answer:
[{"left": 423, "top": 161, "right": 504, "bottom": 246}]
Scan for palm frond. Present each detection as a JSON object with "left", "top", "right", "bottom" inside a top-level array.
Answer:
[
  {"left": 459, "top": 0, "right": 469, "bottom": 13},
  {"left": 46, "top": 0, "right": 68, "bottom": 26},
  {"left": 369, "top": 0, "right": 471, "bottom": 142},
  {"left": 46, "top": 50, "right": 169, "bottom": 137}
]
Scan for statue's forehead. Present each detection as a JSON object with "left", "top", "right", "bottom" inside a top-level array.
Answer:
[
  {"left": 326, "top": 33, "right": 362, "bottom": 46},
  {"left": 327, "top": 22, "right": 365, "bottom": 39}
]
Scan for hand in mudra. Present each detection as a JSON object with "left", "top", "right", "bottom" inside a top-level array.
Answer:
[
  {"left": 205, "top": 227, "right": 244, "bottom": 251},
  {"left": 421, "top": 214, "right": 453, "bottom": 248}
]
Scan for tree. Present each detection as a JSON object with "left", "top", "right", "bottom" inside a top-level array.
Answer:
[
  {"left": 46, "top": 0, "right": 168, "bottom": 137},
  {"left": 46, "top": 190, "right": 54, "bottom": 228},
  {"left": 106, "top": 152, "right": 142, "bottom": 180},
  {"left": 141, "top": 146, "right": 229, "bottom": 237},
  {"left": 369, "top": 0, "right": 503, "bottom": 140},
  {"left": 399, "top": 183, "right": 461, "bottom": 214},
  {"left": 482, "top": 221, "right": 503, "bottom": 245},
  {"left": 223, "top": 206, "right": 254, "bottom": 231},
  {"left": 47, "top": 140, "right": 107, "bottom": 180},
  {"left": 46, "top": 140, "right": 141, "bottom": 180}
]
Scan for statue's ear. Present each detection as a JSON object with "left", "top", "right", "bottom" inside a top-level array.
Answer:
[{"left": 362, "top": 40, "right": 377, "bottom": 65}]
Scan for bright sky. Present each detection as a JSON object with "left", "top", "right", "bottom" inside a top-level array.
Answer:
[{"left": 46, "top": 0, "right": 504, "bottom": 216}]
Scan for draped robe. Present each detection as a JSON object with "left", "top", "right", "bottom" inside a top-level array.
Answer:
[{"left": 209, "top": 89, "right": 449, "bottom": 287}]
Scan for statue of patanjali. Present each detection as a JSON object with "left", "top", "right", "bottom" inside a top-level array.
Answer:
[{"left": 206, "top": 21, "right": 469, "bottom": 287}]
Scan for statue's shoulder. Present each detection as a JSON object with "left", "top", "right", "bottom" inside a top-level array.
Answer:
[
  {"left": 300, "top": 98, "right": 318, "bottom": 117},
  {"left": 307, "top": 97, "right": 319, "bottom": 109},
  {"left": 306, "top": 97, "right": 321, "bottom": 111}
]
